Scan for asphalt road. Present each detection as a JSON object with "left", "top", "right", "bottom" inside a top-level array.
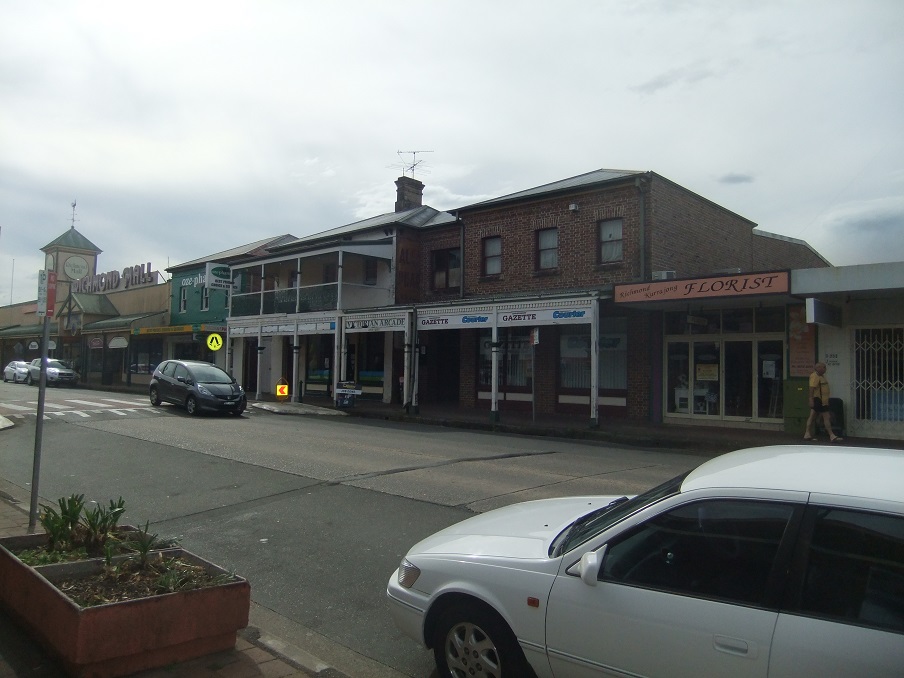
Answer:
[{"left": 0, "top": 382, "right": 698, "bottom": 677}]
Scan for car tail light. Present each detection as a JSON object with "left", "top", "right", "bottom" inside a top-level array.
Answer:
[{"left": 397, "top": 558, "right": 421, "bottom": 588}]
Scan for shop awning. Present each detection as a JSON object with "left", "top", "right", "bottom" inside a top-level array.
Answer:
[{"left": 82, "top": 312, "right": 166, "bottom": 333}]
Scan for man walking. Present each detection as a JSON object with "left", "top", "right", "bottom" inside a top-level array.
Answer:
[{"left": 804, "top": 361, "right": 842, "bottom": 442}]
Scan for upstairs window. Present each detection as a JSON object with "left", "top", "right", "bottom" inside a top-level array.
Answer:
[
  {"left": 364, "top": 258, "right": 378, "bottom": 286},
  {"left": 323, "top": 262, "right": 338, "bottom": 284},
  {"left": 201, "top": 285, "right": 210, "bottom": 311},
  {"left": 179, "top": 287, "right": 187, "bottom": 313},
  {"left": 537, "top": 228, "right": 558, "bottom": 270},
  {"left": 483, "top": 236, "right": 502, "bottom": 276},
  {"left": 599, "top": 218, "right": 624, "bottom": 264},
  {"left": 432, "top": 248, "right": 461, "bottom": 290}
]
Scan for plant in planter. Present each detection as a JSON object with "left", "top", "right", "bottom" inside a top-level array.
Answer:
[{"left": 0, "top": 494, "right": 250, "bottom": 678}]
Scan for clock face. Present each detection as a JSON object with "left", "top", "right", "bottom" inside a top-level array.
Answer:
[{"left": 63, "top": 256, "right": 89, "bottom": 280}]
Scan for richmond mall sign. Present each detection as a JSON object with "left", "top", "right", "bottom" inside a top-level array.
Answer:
[{"left": 71, "top": 262, "right": 156, "bottom": 293}]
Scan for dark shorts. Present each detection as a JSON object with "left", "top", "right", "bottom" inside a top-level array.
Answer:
[{"left": 812, "top": 397, "right": 829, "bottom": 413}]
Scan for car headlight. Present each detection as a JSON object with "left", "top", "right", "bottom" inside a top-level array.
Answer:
[
  {"left": 397, "top": 558, "right": 421, "bottom": 588},
  {"left": 197, "top": 385, "right": 212, "bottom": 396},
  {"left": 47, "top": 368, "right": 59, "bottom": 376}
]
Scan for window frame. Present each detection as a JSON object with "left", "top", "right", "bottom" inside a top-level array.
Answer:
[
  {"left": 179, "top": 287, "right": 187, "bottom": 313},
  {"left": 482, "top": 236, "right": 502, "bottom": 276},
  {"left": 536, "top": 228, "right": 558, "bottom": 271},
  {"left": 432, "top": 248, "right": 462, "bottom": 291},
  {"left": 599, "top": 218, "right": 624, "bottom": 264},
  {"left": 200, "top": 285, "right": 210, "bottom": 311}
]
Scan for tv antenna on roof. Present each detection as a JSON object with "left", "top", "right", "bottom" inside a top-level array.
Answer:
[
  {"left": 70, "top": 200, "right": 78, "bottom": 230},
  {"left": 390, "top": 150, "right": 433, "bottom": 178}
]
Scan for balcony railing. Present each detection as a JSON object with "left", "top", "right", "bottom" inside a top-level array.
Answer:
[{"left": 230, "top": 284, "right": 340, "bottom": 317}]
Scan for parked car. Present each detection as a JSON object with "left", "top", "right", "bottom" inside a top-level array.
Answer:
[
  {"left": 149, "top": 360, "right": 246, "bottom": 416},
  {"left": 387, "top": 445, "right": 904, "bottom": 678},
  {"left": 3, "top": 360, "right": 30, "bottom": 384},
  {"left": 26, "top": 358, "right": 80, "bottom": 386}
]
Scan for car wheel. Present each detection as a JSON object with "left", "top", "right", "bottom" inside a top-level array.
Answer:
[
  {"left": 185, "top": 395, "right": 199, "bottom": 416},
  {"left": 149, "top": 386, "right": 161, "bottom": 406},
  {"left": 433, "top": 602, "right": 533, "bottom": 678},
  {"left": 27, "top": 374, "right": 34, "bottom": 386}
]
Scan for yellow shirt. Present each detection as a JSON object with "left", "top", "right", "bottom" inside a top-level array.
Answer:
[{"left": 809, "top": 372, "right": 830, "bottom": 402}]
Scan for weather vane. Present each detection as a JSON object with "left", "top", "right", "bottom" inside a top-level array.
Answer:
[{"left": 390, "top": 150, "right": 433, "bottom": 178}]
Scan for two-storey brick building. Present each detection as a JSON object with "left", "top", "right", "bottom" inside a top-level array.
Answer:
[{"left": 225, "top": 168, "right": 829, "bottom": 430}]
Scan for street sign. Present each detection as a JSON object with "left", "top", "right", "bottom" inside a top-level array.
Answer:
[
  {"left": 207, "top": 333, "right": 223, "bottom": 351},
  {"left": 275, "top": 380, "right": 289, "bottom": 401},
  {"left": 36, "top": 270, "right": 47, "bottom": 317},
  {"left": 205, "top": 262, "right": 232, "bottom": 290}
]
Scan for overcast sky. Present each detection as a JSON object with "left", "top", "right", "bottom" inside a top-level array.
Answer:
[{"left": 2, "top": 0, "right": 902, "bottom": 305}]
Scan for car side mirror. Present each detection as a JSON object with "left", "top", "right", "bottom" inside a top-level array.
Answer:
[{"left": 575, "top": 545, "right": 606, "bottom": 587}]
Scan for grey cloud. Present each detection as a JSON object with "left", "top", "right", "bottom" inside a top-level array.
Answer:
[{"left": 719, "top": 173, "right": 755, "bottom": 185}]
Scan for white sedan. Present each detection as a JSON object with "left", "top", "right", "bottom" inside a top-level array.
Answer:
[
  {"left": 387, "top": 445, "right": 904, "bottom": 678},
  {"left": 3, "top": 360, "right": 29, "bottom": 384}
]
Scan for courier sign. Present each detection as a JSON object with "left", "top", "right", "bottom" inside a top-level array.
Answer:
[{"left": 615, "top": 271, "right": 789, "bottom": 303}]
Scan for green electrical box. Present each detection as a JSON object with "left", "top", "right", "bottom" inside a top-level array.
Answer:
[{"left": 784, "top": 377, "right": 810, "bottom": 435}]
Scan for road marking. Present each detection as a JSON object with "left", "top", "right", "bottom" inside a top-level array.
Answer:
[
  {"left": 100, "top": 398, "right": 148, "bottom": 405},
  {"left": 0, "top": 403, "right": 32, "bottom": 411},
  {"left": 108, "top": 410, "right": 129, "bottom": 416},
  {"left": 28, "top": 401, "right": 71, "bottom": 410},
  {"left": 65, "top": 399, "right": 114, "bottom": 407}
]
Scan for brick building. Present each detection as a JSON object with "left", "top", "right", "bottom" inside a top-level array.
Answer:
[{"left": 223, "top": 168, "right": 829, "bottom": 430}]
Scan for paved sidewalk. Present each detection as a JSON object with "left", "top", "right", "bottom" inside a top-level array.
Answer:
[{"left": 0, "top": 478, "right": 348, "bottom": 678}]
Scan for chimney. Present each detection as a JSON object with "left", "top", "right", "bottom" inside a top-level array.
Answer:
[{"left": 395, "top": 176, "right": 424, "bottom": 212}]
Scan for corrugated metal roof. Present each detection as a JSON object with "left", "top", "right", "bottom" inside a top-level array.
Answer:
[
  {"left": 82, "top": 312, "right": 161, "bottom": 331},
  {"left": 457, "top": 168, "right": 645, "bottom": 211},
  {"left": 269, "top": 207, "right": 455, "bottom": 253},
  {"left": 168, "top": 234, "right": 298, "bottom": 270},
  {"left": 42, "top": 228, "right": 102, "bottom": 253},
  {"left": 72, "top": 294, "right": 119, "bottom": 316}
]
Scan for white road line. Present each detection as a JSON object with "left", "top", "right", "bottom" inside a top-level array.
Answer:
[
  {"left": 108, "top": 409, "right": 129, "bottom": 416},
  {"left": 65, "top": 399, "right": 111, "bottom": 407},
  {"left": 0, "top": 403, "right": 32, "bottom": 411},
  {"left": 100, "top": 398, "right": 147, "bottom": 405},
  {"left": 28, "top": 402, "right": 71, "bottom": 410},
  {"left": 69, "top": 411, "right": 91, "bottom": 418}
]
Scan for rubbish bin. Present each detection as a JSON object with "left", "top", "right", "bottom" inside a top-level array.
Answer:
[{"left": 827, "top": 397, "right": 845, "bottom": 437}]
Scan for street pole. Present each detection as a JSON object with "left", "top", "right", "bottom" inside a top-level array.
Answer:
[{"left": 28, "top": 313, "right": 50, "bottom": 533}]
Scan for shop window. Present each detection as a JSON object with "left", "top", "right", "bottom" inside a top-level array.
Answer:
[
  {"left": 482, "top": 236, "right": 502, "bottom": 276},
  {"left": 756, "top": 306, "right": 785, "bottom": 332},
  {"left": 599, "top": 219, "right": 623, "bottom": 263},
  {"left": 478, "top": 328, "right": 530, "bottom": 388},
  {"left": 537, "top": 228, "right": 558, "bottom": 270},
  {"left": 359, "top": 333, "right": 385, "bottom": 387},
  {"left": 722, "top": 309, "right": 753, "bottom": 333},
  {"left": 558, "top": 323, "right": 627, "bottom": 390},
  {"left": 129, "top": 338, "right": 162, "bottom": 374},
  {"left": 305, "top": 335, "right": 333, "bottom": 385},
  {"left": 432, "top": 249, "right": 461, "bottom": 290}
]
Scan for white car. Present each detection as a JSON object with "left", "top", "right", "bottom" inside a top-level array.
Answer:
[
  {"left": 3, "top": 360, "right": 30, "bottom": 383},
  {"left": 387, "top": 445, "right": 904, "bottom": 678}
]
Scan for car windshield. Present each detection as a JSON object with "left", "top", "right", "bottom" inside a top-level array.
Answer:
[
  {"left": 46, "top": 360, "right": 68, "bottom": 369},
  {"left": 551, "top": 471, "right": 689, "bottom": 557},
  {"left": 190, "top": 365, "right": 233, "bottom": 384}
]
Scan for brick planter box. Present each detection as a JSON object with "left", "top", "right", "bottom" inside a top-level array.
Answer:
[{"left": 0, "top": 534, "right": 250, "bottom": 678}]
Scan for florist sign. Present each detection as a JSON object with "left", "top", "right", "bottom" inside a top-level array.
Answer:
[{"left": 615, "top": 271, "right": 789, "bottom": 303}]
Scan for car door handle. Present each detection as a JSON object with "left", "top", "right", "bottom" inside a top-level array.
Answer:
[{"left": 713, "top": 635, "right": 757, "bottom": 658}]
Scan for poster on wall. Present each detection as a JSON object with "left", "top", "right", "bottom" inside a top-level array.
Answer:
[{"left": 788, "top": 306, "right": 816, "bottom": 377}]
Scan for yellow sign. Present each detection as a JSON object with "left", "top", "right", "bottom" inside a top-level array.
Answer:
[
  {"left": 207, "top": 333, "right": 223, "bottom": 351},
  {"left": 275, "top": 379, "right": 290, "bottom": 401}
]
